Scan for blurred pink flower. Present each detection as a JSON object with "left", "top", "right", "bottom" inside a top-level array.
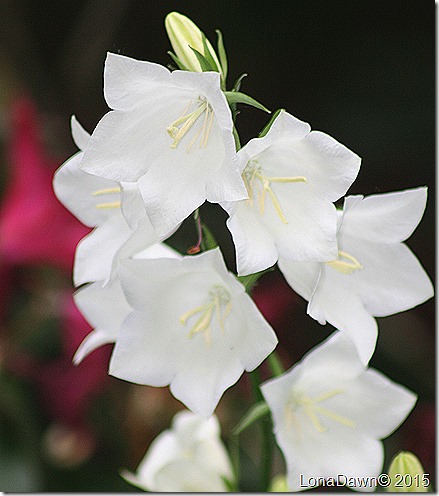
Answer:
[
  {"left": 0, "top": 96, "right": 111, "bottom": 464},
  {"left": 0, "top": 96, "right": 90, "bottom": 273}
]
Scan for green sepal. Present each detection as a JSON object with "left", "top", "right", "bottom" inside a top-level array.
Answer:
[
  {"left": 232, "top": 73, "right": 248, "bottom": 93},
  {"left": 232, "top": 126, "right": 241, "bottom": 151},
  {"left": 201, "top": 33, "right": 220, "bottom": 73},
  {"left": 237, "top": 267, "right": 273, "bottom": 293},
  {"left": 224, "top": 91, "right": 271, "bottom": 113},
  {"left": 200, "top": 223, "right": 218, "bottom": 251},
  {"left": 167, "top": 51, "right": 190, "bottom": 71},
  {"left": 233, "top": 401, "right": 270, "bottom": 435},
  {"left": 215, "top": 29, "right": 228, "bottom": 88},
  {"left": 258, "top": 108, "right": 284, "bottom": 138},
  {"left": 189, "top": 46, "right": 217, "bottom": 72}
]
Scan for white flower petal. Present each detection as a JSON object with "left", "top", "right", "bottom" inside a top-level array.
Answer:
[
  {"left": 137, "top": 158, "right": 209, "bottom": 237},
  {"left": 109, "top": 311, "right": 177, "bottom": 386},
  {"left": 308, "top": 267, "right": 378, "bottom": 364},
  {"left": 270, "top": 188, "right": 338, "bottom": 262},
  {"left": 72, "top": 280, "right": 131, "bottom": 363},
  {"left": 104, "top": 52, "right": 171, "bottom": 111},
  {"left": 285, "top": 432, "right": 383, "bottom": 492},
  {"left": 342, "top": 237, "right": 434, "bottom": 317},
  {"left": 70, "top": 115, "right": 90, "bottom": 150},
  {"left": 119, "top": 181, "right": 148, "bottom": 230},
  {"left": 296, "top": 332, "right": 366, "bottom": 387},
  {"left": 329, "top": 369, "right": 417, "bottom": 440},
  {"left": 226, "top": 204, "right": 278, "bottom": 276},
  {"left": 81, "top": 93, "right": 184, "bottom": 181},
  {"left": 296, "top": 130, "right": 361, "bottom": 202},
  {"left": 73, "top": 215, "right": 132, "bottom": 286},
  {"left": 277, "top": 258, "right": 321, "bottom": 302},
  {"left": 53, "top": 151, "right": 121, "bottom": 227},
  {"left": 170, "top": 352, "right": 244, "bottom": 417},
  {"left": 234, "top": 293, "right": 278, "bottom": 370},
  {"left": 341, "top": 188, "right": 428, "bottom": 244},
  {"left": 72, "top": 329, "right": 113, "bottom": 365}
]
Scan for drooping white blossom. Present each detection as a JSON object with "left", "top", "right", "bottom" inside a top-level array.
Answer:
[
  {"left": 278, "top": 187, "right": 434, "bottom": 364},
  {"left": 260, "top": 332, "right": 417, "bottom": 492},
  {"left": 79, "top": 52, "right": 247, "bottom": 236},
  {"left": 53, "top": 116, "right": 160, "bottom": 286},
  {"left": 121, "top": 410, "right": 234, "bottom": 492},
  {"left": 109, "top": 247, "right": 278, "bottom": 417},
  {"left": 222, "top": 110, "right": 361, "bottom": 275},
  {"left": 73, "top": 242, "right": 180, "bottom": 364}
]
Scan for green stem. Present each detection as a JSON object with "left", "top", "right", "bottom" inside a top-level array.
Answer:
[
  {"left": 249, "top": 369, "right": 273, "bottom": 491},
  {"left": 267, "top": 351, "right": 284, "bottom": 377}
]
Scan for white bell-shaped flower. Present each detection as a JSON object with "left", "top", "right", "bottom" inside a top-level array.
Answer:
[
  {"left": 121, "top": 410, "right": 234, "bottom": 492},
  {"left": 53, "top": 116, "right": 160, "bottom": 286},
  {"left": 109, "top": 247, "right": 278, "bottom": 417},
  {"left": 278, "top": 187, "right": 434, "bottom": 364},
  {"left": 222, "top": 110, "right": 361, "bottom": 275},
  {"left": 80, "top": 53, "right": 247, "bottom": 236},
  {"left": 261, "top": 332, "right": 417, "bottom": 492}
]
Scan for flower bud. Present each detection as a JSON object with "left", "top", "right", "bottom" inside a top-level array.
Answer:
[
  {"left": 165, "top": 12, "right": 221, "bottom": 73},
  {"left": 386, "top": 451, "right": 429, "bottom": 492}
]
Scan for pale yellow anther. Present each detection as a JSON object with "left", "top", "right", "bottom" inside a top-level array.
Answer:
[
  {"left": 166, "top": 100, "right": 213, "bottom": 151},
  {"left": 243, "top": 163, "right": 307, "bottom": 224},
  {"left": 91, "top": 187, "right": 121, "bottom": 196},
  {"left": 287, "top": 388, "right": 355, "bottom": 434},
  {"left": 326, "top": 250, "right": 363, "bottom": 274},
  {"left": 179, "top": 285, "right": 232, "bottom": 345},
  {"left": 95, "top": 201, "right": 121, "bottom": 210}
]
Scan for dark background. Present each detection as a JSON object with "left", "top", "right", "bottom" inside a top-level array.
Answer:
[{"left": 0, "top": 0, "right": 434, "bottom": 491}]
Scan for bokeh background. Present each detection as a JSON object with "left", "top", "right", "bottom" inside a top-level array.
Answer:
[{"left": 0, "top": 0, "right": 434, "bottom": 491}]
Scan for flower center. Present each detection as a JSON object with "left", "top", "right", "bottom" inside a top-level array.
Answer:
[
  {"left": 92, "top": 186, "right": 121, "bottom": 210},
  {"left": 326, "top": 250, "right": 363, "bottom": 274},
  {"left": 286, "top": 388, "right": 355, "bottom": 434},
  {"left": 243, "top": 161, "right": 307, "bottom": 224},
  {"left": 166, "top": 98, "right": 214, "bottom": 151},
  {"left": 179, "top": 285, "right": 232, "bottom": 345}
]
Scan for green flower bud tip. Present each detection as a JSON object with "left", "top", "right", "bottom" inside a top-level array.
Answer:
[
  {"left": 165, "top": 12, "right": 221, "bottom": 74},
  {"left": 386, "top": 451, "right": 430, "bottom": 492}
]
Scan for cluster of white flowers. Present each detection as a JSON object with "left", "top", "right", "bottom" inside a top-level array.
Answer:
[{"left": 53, "top": 12, "right": 433, "bottom": 492}]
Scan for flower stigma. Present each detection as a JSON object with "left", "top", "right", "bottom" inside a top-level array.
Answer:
[
  {"left": 285, "top": 388, "right": 355, "bottom": 436},
  {"left": 179, "top": 285, "right": 232, "bottom": 345},
  {"left": 326, "top": 250, "right": 363, "bottom": 274},
  {"left": 91, "top": 186, "right": 121, "bottom": 210},
  {"left": 166, "top": 98, "right": 214, "bottom": 151},
  {"left": 243, "top": 160, "right": 307, "bottom": 224}
]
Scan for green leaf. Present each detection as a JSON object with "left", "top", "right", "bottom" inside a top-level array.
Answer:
[
  {"left": 200, "top": 223, "right": 218, "bottom": 251},
  {"left": 189, "top": 46, "right": 216, "bottom": 72},
  {"left": 232, "top": 73, "right": 247, "bottom": 93},
  {"left": 167, "top": 51, "right": 190, "bottom": 71},
  {"left": 201, "top": 33, "right": 220, "bottom": 72},
  {"left": 224, "top": 91, "right": 270, "bottom": 113},
  {"left": 258, "top": 108, "right": 284, "bottom": 138},
  {"left": 233, "top": 401, "right": 270, "bottom": 435},
  {"left": 215, "top": 29, "right": 228, "bottom": 85}
]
